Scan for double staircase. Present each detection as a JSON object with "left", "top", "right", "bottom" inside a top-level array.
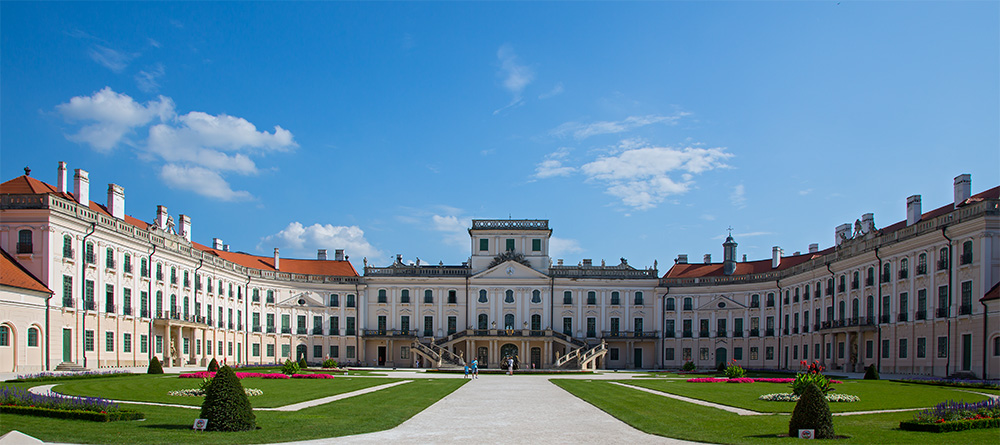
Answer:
[
  {"left": 411, "top": 340, "right": 466, "bottom": 368},
  {"left": 555, "top": 340, "right": 608, "bottom": 370}
]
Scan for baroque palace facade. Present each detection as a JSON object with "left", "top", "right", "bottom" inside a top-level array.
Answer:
[{"left": 1, "top": 162, "right": 998, "bottom": 378}]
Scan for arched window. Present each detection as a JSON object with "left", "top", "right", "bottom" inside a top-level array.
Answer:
[
  {"left": 852, "top": 272, "right": 859, "bottom": 289},
  {"left": 378, "top": 289, "right": 387, "bottom": 303},
  {"left": 504, "top": 314, "right": 515, "bottom": 330},
  {"left": 838, "top": 300, "right": 846, "bottom": 320},
  {"left": 423, "top": 289, "right": 433, "bottom": 304},
  {"left": 106, "top": 247, "right": 115, "bottom": 268},
  {"left": 123, "top": 253, "right": 131, "bottom": 273},
  {"left": 634, "top": 291, "right": 644, "bottom": 305},
  {"left": 399, "top": 290, "right": 409, "bottom": 304},
  {"left": 882, "top": 263, "right": 890, "bottom": 282},
  {"left": 684, "top": 297, "right": 693, "bottom": 311},
  {"left": 804, "top": 284, "right": 810, "bottom": 300},
  {"left": 170, "top": 267, "right": 177, "bottom": 284},
  {"left": 666, "top": 297, "right": 675, "bottom": 311},
  {"left": 478, "top": 289, "right": 487, "bottom": 303},
  {"left": 183, "top": 297, "right": 189, "bottom": 317},
  {"left": 961, "top": 241, "right": 973, "bottom": 264},
  {"left": 0, "top": 325, "right": 9, "bottom": 346},
  {"left": 918, "top": 253, "right": 927, "bottom": 275},
  {"left": 852, "top": 298, "right": 859, "bottom": 319},
  {"left": 531, "top": 289, "right": 541, "bottom": 303},
  {"left": 478, "top": 313, "right": 488, "bottom": 330},
  {"left": 85, "top": 242, "right": 94, "bottom": 264},
  {"left": 531, "top": 314, "right": 541, "bottom": 330},
  {"left": 17, "top": 229, "right": 32, "bottom": 253},
  {"left": 900, "top": 258, "right": 909, "bottom": 278},
  {"left": 866, "top": 295, "right": 875, "bottom": 319},
  {"left": 563, "top": 291, "right": 572, "bottom": 305},
  {"left": 27, "top": 327, "right": 39, "bottom": 347},
  {"left": 155, "top": 291, "right": 163, "bottom": 315},
  {"left": 938, "top": 248, "right": 949, "bottom": 270},
  {"left": 587, "top": 291, "right": 596, "bottom": 305},
  {"left": 505, "top": 290, "right": 514, "bottom": 303},
  {"left": 156, "top": 262, "right": 163, "bottom": 281},
  {"left": 63, "top": 235, "right": 73, "bottom": 258},
  {"left": 611, "top": 291, "right": 621, "bottom": 305}
]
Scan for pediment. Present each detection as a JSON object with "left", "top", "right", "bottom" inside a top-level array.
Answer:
[
  {"left": 278, "top": 291, "right": 325, "bottom": 308},
  {"left": 697, "top": 295, "right": 746, "bottom": 311},
  {"left": 473, "top": 260, "right": 549, "bottom": 280}
]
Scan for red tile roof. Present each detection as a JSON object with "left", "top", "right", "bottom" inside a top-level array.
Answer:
[
  {"left": 983, "top": 281, "right": 1000, "bottom": 302},
  {"left": 0, "top": 248, "right": 52, "bottom": 294},
  {"left": 664, "top": 185, "right": 999, "bottom": 279},
  {"left": 2, "top": 174, "right": 357, "bottom": 277}
]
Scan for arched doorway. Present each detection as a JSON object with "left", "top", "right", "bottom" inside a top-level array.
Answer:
[
  {"left": 296, "top": 344, "right": 307, "bottom": 362},
  {"left": 500, "top": 343, "right": 518, "bottom": 369},
  {"left": 0, "top": 324, "right": 14, "bottom": 372},
  {"left": 715, "top": 347, "right": 727, "bottom": 368}
]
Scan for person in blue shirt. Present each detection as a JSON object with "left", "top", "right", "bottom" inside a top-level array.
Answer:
[
  {"left": 471, "top": 358, "right": 479, "bottom": 379},
  {"left": 464, "top": 363, "right": 469, "bottom": 378}
]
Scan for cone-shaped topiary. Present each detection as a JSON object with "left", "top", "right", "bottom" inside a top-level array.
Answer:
[
  {"left": 863, "top": 364, "right": 879, "bottom": 380},
  {"left": 788, "top": 383, "right": 835, "bottom": 439},
  {"left": 199, "top": 366, "right": 256, "bottom": 431},
  {"left": 147, "top": 356, "right": 164, "bottom": 374},
  {"left": 298, "top": 357, "right": 308, "bottom": 369},
  {"left": 208, "top": 358, "right": 219, "bottom": 372}
]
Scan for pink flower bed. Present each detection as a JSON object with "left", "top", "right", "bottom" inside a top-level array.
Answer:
[
  {"left": 291, "top": 373, "right": 335, "bottom": 379},
  {"left": 179, "top": 372, "right": 291, "bottom": 379},
  {"left": 727, "top": 378, "right": 755, "bottom": 383},
  {"left": 687, "top": 378, "right": 728, "bottom": 382},
  {"left": 751, "top": 378, "right": 794, "bottom": 383},
  {"left": 686, "top": 377, "right": 842, "bottom": 384}
]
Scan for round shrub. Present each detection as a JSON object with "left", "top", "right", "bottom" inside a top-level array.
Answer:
[
  {"left": 147, "top": 356, "right": 164, "bottom": 374},
  {"left": 298, "top": 358, "right": 308, "bottom": 369},
  {"left": 199, "top": 366, "right": 256, "bottom": 432},
  {"left": 864, "top": 364, "right": 880, "bottom": 380},
  {"left": 322, "top": 358, "right": 338, "bottom": 369},
  {"left": 681, "top": 361, "right": 696, "bottom": 372},
  {"left": 281, "top": 359, "right": 300, "bottom": 375},
  {"left": 207, "top": 358, "right": 219, "bottom": 373},
  {"left": 788, "top": 383, "right": 835, "bottom": 439}
]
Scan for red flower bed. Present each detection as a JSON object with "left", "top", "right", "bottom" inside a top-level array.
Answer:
[
  {"left": 291, "top": 374, "right": 335, "bottom": 379},
  {"left": 685, "top": 377, "right": 842, "bottom": 384}
]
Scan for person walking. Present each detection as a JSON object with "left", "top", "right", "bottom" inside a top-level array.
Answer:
[
  {"left": 464, "top": 363, "right": 469, "bottom": 379},
  {"left": 507, "top": 357, "right": 514, "bottom": 375},
  {"left": 471, "top": 358, "right": 478, "bottom": 379}
]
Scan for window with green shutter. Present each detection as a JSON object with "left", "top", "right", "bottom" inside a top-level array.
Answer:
[{"left": 479, "top": 238, "right": 489, "bottom": 251}]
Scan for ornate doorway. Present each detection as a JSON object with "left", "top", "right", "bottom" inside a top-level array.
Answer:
[{"left": 500, "top": 343, "right": 518, "bottom": 369}]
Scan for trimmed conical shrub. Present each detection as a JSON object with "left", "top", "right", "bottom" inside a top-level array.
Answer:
[
  {"left": 863, "top": 364, "right": 879, "bottom": 380},
  {"left": 788, "top": 383, "right": 835, "bottom": 439},
  {"left": 208, "top": 358, "right": 219, "bottom": 372},
  {"left": 298, "top": 357, "right": 308, "bottom": 369},
  {"left": 199, "top": 366, "right": 256, "bottom": 431},
  {"left": 147, "top": 356, "right": 164, "bottom": 374}
]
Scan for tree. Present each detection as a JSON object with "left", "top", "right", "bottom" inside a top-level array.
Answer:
[
  {"left": 863, "top": 364, "right": 879, "bottom": 380},
  {"left": 147, "top": 356, "right": 164, "bottom": 374},
  {"left": 208, "top": 358, "right": 219, "bottom": 372},
  {"left": 788, "top": 383, "right": 835, "bottom": 439},
  {"left": 199, "top": 366, "right": 256, "bottom": 431}
]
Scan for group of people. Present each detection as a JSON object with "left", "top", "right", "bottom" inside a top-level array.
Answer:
[{"left": 463, "top": 358, "right": 479, "bottom": 379}]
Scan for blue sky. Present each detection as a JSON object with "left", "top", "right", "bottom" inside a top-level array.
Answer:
[{"left": 2, "top": 1, "right": 998, "bottom": 272}]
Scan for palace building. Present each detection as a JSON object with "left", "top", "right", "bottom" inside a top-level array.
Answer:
[{"left": 1, "top": 162, "right": 998, "bottom": 379}]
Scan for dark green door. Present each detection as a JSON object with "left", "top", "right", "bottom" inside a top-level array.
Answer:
[
  {"left": 962, "top": 334, "right": 972, "bottom": 371},
  {"left": 633, "top": 348, "right": 643, "bottom": 369},
  {"left": 716, "top": 347, "right": 727, "bottom": 368},
  {"left": 63, "top": 328, "right": 72, "bottom": 362},
  {"left": 296, "top": 344, "right": 307, "bottom": 362}
]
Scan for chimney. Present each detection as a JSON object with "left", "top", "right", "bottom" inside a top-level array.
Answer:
[
  {"left": 57, "top": 162, "right": 68, "bottom": 193},
  {"left": 808, "top": 243, "right": 819, "bottom": 253},
  {"left": 73, "top": 169, "right": 89, "bottom": 205},
  {"left": 954, "top": 174, "right": 971, "bottom": 207},
  {"left": 335, "top": 249, "right": 344, "bottom": 261},
  {"left": 212, "top": 238, "right": 224, "bottom": 250},
  {"left": 835, "top": 223, "right": 851, "bottom": 246},
  {"left": 557, "top": 259, "right": 564, "bottom": 266},
  {"left": 676, "top": 254, "right": 688, "bottom": 264},
  {"left": 273, "top": 248, "right": 280, "bottom": 270},
  {"left": 582, "top": 259, "right": 593, "bottom": 267},
  {"left": 223, "top": 244, "right": 229, "bottom": 252},
  {"left": 178, "top": 214, "right": 191, "bottom": 241},
  {"left": 703, "top": 254, "right": 711, "bottom": 264},
  {"left": 107, "top": 184, "right": 125, "bottom": 219},
  {"left": 861, "top": 213, "right": 874, "bottom": 234},
  {"left": 156, "top": 205, "right": 169, "bottom": 229},
  {"left": 771, "top": 246, "right": 782, "bottom": 269},
  {"left": 317, "top": 249, "right": 328, "bottom": 261},
  {"left": 906, "top": 195, "right": 922, "bottom": 226}
]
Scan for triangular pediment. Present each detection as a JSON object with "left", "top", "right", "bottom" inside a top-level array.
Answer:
[
  {"left": 278, "top": 291, "right": 325, "bottom": 308},
  {"left": 473, "top": 260, "right": 549, "bottom": 280},
  {"left": 697, "top": 295, "right": 746, "bottom": 311}
]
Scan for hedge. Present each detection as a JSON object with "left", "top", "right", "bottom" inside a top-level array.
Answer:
[
  {"left": 7, "top": 372, "right": 138, "bottom": 383},
  {"left": 899, "top": 418, "right": 1000, "bottom": 433},
  {"left": 890, "top": 379, "right": 1000, "bottom": 390},
  {"left": 0, "top": 405, "right": 144, "bottom": 422}
]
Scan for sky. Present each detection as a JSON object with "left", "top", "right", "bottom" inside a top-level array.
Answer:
[{"left": 2, "top": 1, "right": 998, "bottom": 273}]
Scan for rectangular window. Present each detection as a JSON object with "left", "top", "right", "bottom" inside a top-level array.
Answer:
[
  {"left": 281, "top": 344, "right": 289, "bottom": 357},
  {"left": 899, "top": 338, "right": 908, "bottom": 359},
  {"left": 331, "top": 316, "right": 340, "bottom": 334},
  {"left": 84, "top": 330, "right": 94, "bottom": 351},
  {"left": 734, "top": 347, "right": 743, "bottom": 360},
  {"left": 766, "top": 346, "right": 774, "bottom": 360},
  {"left": 881, "top": 339, "right": 890, "bottom": 359},
  {"left": 700, "top": 348, "right": 709, "bottom": 360},
  {"left": 803, "top": 344, "right": 808, "bottom": 360},
  {"left": 610, "top": 348, "right": 620, "bottom": 360},
  {"left": 938, "top": 336, "right": 948, "bottom": 358},
  {"left": 347, "top": 317, "right": 356, "bottom": 335},
  {"left": 105, "top": 331, "right": 114, "bottom": 352},
  {"left": 938, "top": 286, "right": 949, "bottom": 317},
  {"left": 347, "top": 345, "right": 356, "bottom": 359},
  {"left": 814, "top": 343, "right": 820, "bottom": 359},
  {"left": 838, "top": 342, "right": 845, "bottom": 359},
  {"left": 141, "top": 334, "right": 148, "bottom": 353},
  {"left": 634, "top": 291, "right": 643, "bottom": 305},
  {"left": 252, "top": 343, "right": 260, "bottom": 357},
  {"left": 266, "top": 344, "right": 275, "bottom": 357},
  {"left": 282, "top": 314, "right": 290, "bottom": 332},
  {"left": 479, "top": 238, "right": 489, "bottom": 251},
  {"left": 563, "top": 317, "right": 573, "bottom": 335},
  {"left": 665, "top": 348, "right": 674, "bottom": 361},
  {"left": 586, "top": 317, "right": 596, "bottom": 337},
  {"left": 313, "top": 345, "right": 322, "bottom": 358},
  {"left": 865, "top": 340, "right": 872, "bottom": 359},
  {"left": 330, "top": 345, "right": 339, "bottom": 358},
  {"left": 346, "top": 294, "right": 356, "bottom": 307},
  {"left": 532, "top": 239, "right": 541, "bottom": 251},
  {"left": 682, "top": 348, "right": 692, "bottom": 361},
  {"left": 183, "top": 338, "right": 189, "bottom": 354},
  {"left": 62, "top": 275, "right": 73, "bottom": 307},
  {"left": 750, "top": 347, "right": 758, "bottom": 361},
  {"left": 218, "top": 341, "right": 223, "bottom": 356},
  {"left": 447, "top": 316, "right": 457, "bottom": 334},
  {"left": 506, "top": 239, "right": 515, "bottom": 251},
  {"left": 917, "top": 337, "right": 926, "bottom": 358},
  {"left": 84, "top": 280, "right": 94, "bottom": 310},
  {"left": 960, "top": 281, "right": 972, "bottom": 314},
  {"left": 123, "top": 333, "right": 131, "bottom": 353},
  {"left": 424, "top": 316, "right": 434, "bottom": 337},
  {"left": 196, "top": 339, "right": 201, "bottom": 355},
  {"left": 793, "top": 345, "right": 798, "bottom": 360}
]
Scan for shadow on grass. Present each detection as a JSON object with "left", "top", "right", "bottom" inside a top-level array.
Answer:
[{"left": 141, "top": 424, "right": 196, "bottom": 430}]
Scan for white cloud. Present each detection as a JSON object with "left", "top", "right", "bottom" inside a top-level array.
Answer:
[
  {"left": 552, "top": 113, "right": 690, "bottom": 140},
  {"left": 701, "top": 214, "right": 716, "bottom": 221},
  {"left": 579, "top": 143, "right": 732, "bottom": 210},
  {"left": 432, "top": 214, "right": 472, "bottom": 247},
  {"left": 160, "top": 164, "right": 252, "bottom": 201},
  {"left": 539, "top": 82, "right": 564, "bottom": 99},
  {"left": 259, "top": 222, "right": 381, "bottom": 259},
  {"left": 56, "top": 87, "right": 175, "bottom": 151},
  {"left": 534, "top": 159, "right": 576, "bottom": 179},
  {"left": 549, "top": 237, "right": 583, "bottom": 257},
  {"left": 135, "top": 63, "right": 165, "bottom": 93},
  {"left": 731, "top": 184, "right": 746, "bottom": 209},
  {"left": 88, "top": 45, "right": 132, "bottom": 72},
  {"left": 799, "top": 188, "right": 813, "bottom": 196},
  {"left": 493, "top": 45, "right": 534, "bottom": 114}
]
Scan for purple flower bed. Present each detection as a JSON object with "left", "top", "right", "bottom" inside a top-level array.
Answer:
[
  {"left": 1, "top": 385, "right": 118, "bottom": 413},
  {"left": 895, "top": 377, "right": 1000, "bottom": 390},
  {"left": 10, "top": 370, "right": 135, "bottom": 383}
]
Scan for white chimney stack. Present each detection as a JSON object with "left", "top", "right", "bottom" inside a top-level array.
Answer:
[
  {"left": 317, "top": 249, "right": 328, "bottom": 260},
  {"left": 772, "top": 246, "right": 782, "bottom": 269},
  {"left": 808, "top": 243, "right": 819, "bottom": 254},
  {"left": 335, "top": 249, "right": 344, "bottom": 261},
  {"left": 557, "top": 259, "right": 564, "bottom": 266},
  {"left": 179, "top": 214, "right": 191, "bottom": 241},
  {"left": 835, "top": 223, "right": 851, "bottom": 246},
  {"left": 677, "top": 254, "right": 688, "bottom": 264},
  {"left": 73, "top": 169, "right": 89, "bottom": 205},
  {"left": 906, "top": 195, "right": 922, "bottom": 226},
  {"left": 57, "top": 162, "right": 68, "bottom": 193},
  {"left": 223, "top": 244, "right": 230, "bottom": 252},
  {"left": 107, "top": 184, "right": 125, "bottom": 219},
  {"left": 954, "top": 174, "right": 971, "bottom": 208},
  {"left": 273, "top": 248, "right": 280, "bottom": 270},
  {"left": 861, "top": 213, "right": 874, "bottom": 234},
  {"left": 703, "top": 254, "right": 711, "bottom": 264},
  {"left": 156, "top": 205, "right": 169, "bottom": 229},
  {"left": 212, "top": 238, "right": 224, "bottom": 250}
]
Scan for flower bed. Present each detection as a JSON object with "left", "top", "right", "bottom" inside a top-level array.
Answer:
[
  {"left": 0, "top": 385, "right": 144, "bottom": 421},
  {"left": 758, "top": 393, "right": 859, "bottom": 403},
  {"left": 168, "top": 387, "right": 263, "bottom": 397},
  {"left": 686, "top": 377, "right": 842, "bottom": 384},
  {"left": 899, "top": 417, "right": 1000, "bottom": 433},
  {"left": 291, "top": 373, "right": 335, "bottom": 379},
  {"left": 892, "top": 378, "right": 1000, "bottom": 390},
  {"left": 8, "top": 370, "right": 136, "bottom": 383},
  {"left": 180, "top": 371, "right": 336, "bottom": 379},
  {"left": 900, "top": 398, "right": 1000, "bottom": 432}
]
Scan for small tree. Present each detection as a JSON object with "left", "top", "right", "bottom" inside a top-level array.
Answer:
[
  {"left": 207, "top": 358, "right": 220, "bottom": 372},
  {"left": 147, "top": 356, "right": 164, "bottom": 374},
  {"left": 681, "top": 361, "right": 696, "bottom": 372},
  {"left": 281, "top": 359, "right": 300, "bottom": 375},
  {"left": 863, "top": 364, "right": 880, "bottom": 380},
  {"left": 322, "top": 358, "right": 338, "bottom": 369},
  {"left": 298, "top": 357, "right": 308, "bottom": 369},
  {"left": 788, "top": 383, "right": 835, "bottom": 439},
  {"left": 200, "top": 366, "right": 256, "bottom": 431}
]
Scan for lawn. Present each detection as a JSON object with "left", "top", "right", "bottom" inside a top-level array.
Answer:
[
  {"left": 622, "top": 379, "right": 998, "bottom": 413},
  {"left": 48, "top": 374, "right": 400, "bottom": 408},
  {"left": 552, "top": 379, "right": 1000, "bottom": 444},
  {"left": 0, "top": 377, "right": 465, "bottom": 444}
]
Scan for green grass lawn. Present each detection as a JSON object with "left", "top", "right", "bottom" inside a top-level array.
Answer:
[
  {"left": 45, "top": 374, "right": 400, "bottom": 408},
  {"left": 552, "top": 379, "right": 1000, "bottom": 444},
  {"left": 1, "top": 377, "right": 465, "bottom": 444},
  {"left": 622, "top": 379, "right": 998, "bottom": 413}
]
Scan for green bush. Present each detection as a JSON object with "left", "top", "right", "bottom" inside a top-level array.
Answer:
[
  {"left": 199, "top": 366, "right": 256, "bottom": 432},
  {"left": 281, "top": 359, "right": 300, "bottom": 375},
  {"left": 0, "top": 405, "right": 144, "bottom": 422},
  {"left": 681, "top": 361, "right": 696, "bottom": 372},
  {"left": 788, "top": 383, "right": 835, "bottom": 439},
  {"left": 322, "top": 358, "right": 338, "bottom": 368},
  {"left": 899, "top": 418, "right": 1000, "bottom": 432},
  {"left": 724, "top": 361, "right": 747, "bottom": 379},
  {"left": 864, "top": 365, "right": 880, "bottom": 380},
  {"left": 298, "top": 357, "right": 308, "bottom": 369},
  {"left": 208, "top": 358, "right": 219, "bottom": 372},
  {"left": 147, "top": 356, "right": 164, "bottom": 374}
]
